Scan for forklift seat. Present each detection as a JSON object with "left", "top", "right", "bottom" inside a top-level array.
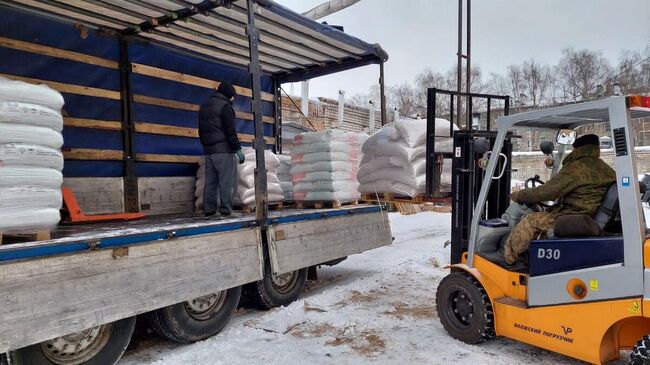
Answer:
[{"left": 554, "top": 183, "right": 619, "bottom": 238}]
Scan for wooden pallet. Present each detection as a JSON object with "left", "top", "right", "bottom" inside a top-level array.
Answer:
[
  {"left": 0, "top": 231, "right": 51, "bottom": 245},
  {"left": 240, "top": 202, "right": 284, "bottom": 213},
  {"left": 361, "top": 193, "right": 452, "bottom": 205},
  {"left": 295, "top": 200, "right": 359, "bottom": 209}
]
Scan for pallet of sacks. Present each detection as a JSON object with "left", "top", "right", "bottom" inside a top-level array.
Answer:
[
  {"left": 194, "top": 147, "right": 284, "bottom": 213},
  {"left": 0, "top": 77, "right": 65, "bottom": 243},
  {"left": 290, "top": 130, "right": 367, "bottom": 209},
  {"left": 358, "top": 117, "right": 456, "bottom": 202}
]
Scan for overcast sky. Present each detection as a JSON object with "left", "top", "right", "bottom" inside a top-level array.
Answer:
[{"left": 275, "top": 0, "right": 650, "bottom": 100}]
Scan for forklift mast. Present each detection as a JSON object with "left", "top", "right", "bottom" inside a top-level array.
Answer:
[{"left": 426, "top": 88, "right": 513, "bottom": 264}]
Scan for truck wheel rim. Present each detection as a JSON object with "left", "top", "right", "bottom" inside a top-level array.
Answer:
[
  {"left": 271, "top": 271, "right": 298, "bottom": 294},
  {"left": 448, "top": 288, "right": 475, "bottom": 328},
  {"left": 184, "top": 291, "right": 227, "bottom": 320},
  {"left": 41, "top": 324, "right": 113, "bottom": 365}
]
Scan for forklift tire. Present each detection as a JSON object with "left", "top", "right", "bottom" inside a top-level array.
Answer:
[
  {"left": 436, "top": 271, "right": 495, "bottom": 344},
  {"left": 5, "top": 317, "right": 135, "bottom": 365},
  {"left": 630, "top": 335, "right": 650, "bottom": 365},
  {"left": 147, "top": 286, "right": 242, "bottom": 344},
  {"left": 244, "top": 264, "right": 308, "bottom": 310}
]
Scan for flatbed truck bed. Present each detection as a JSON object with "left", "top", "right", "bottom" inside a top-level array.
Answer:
[{"left": 0, "top": 205, "right": 392, "bottom": 355}]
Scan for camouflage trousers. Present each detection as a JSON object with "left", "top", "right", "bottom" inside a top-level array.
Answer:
[{"left": 504, "top": 211, "right": 557, "bottom": 265}]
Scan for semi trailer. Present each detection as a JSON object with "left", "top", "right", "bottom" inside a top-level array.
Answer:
[{"left": 0, "top": 1, "right": 392, "bottom": 364}]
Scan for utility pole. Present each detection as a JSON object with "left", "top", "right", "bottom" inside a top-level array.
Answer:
[
  {"left": 456, "top": 0, "right": 462, "bottom": 127},
  {"left": 456, "top": 0, "right": 472, "bottom": 129}
]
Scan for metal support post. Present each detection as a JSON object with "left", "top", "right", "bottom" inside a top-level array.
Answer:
[
  {"left": 456, "top": 0, "right": 462, "bottom": 126},
  {"left": 465, "top": 0, "right": 471, "bottom": 127},
  {"left": 118, "top": 38, "right": 139, "bottom": 213},
  {"left": 274, "top": 78, "right": 282, "bottom": 154},
  {"left": 246, "top": 0, "right": 268, "bottom": 228},
  {"left": 379, "top": 60, "right": 387, "bottom": 126}
]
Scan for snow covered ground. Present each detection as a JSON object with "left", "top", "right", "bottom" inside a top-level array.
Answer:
[{"left": 119, "top": 210, "right": 647, "bottom": 365}]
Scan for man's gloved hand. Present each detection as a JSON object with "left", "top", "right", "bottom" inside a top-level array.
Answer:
[{"left": 235, "top": 149, "right": 245, "bottom": 164}]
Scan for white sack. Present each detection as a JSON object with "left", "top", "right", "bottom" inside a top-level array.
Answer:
[
  {"left": 0, "top": 144, "right": 64, "bottom": 169},
  {"left": 0, "top": 124, "right": 64, "bottom": 149},
  {"left": 0, "top": 77, "right": 65, "bottom": 110},
  {"left": 290, "top": 161, "right": 357, "bottom": 174},
  {"left": 0, "top": 208, "right": 61, "bottom": 233},
  {"left": 0, "top": 102, "right": 64, "bottom": 132},
  {"left": 0, "top": 167, "right": 63, "bottom": 188}
]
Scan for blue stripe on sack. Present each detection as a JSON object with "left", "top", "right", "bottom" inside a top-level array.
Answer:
[
  {"left": 63, "top": 161, "right": 124, "bottom": 177},
  {"left": 0, "top": 5, "right": 119, "bottom": 60},
  {"left": 0, "top": 47, "right": 120, "bottom": 90},
  {"left": 62, "top": 127, "right": 123, "bottom": 150}
]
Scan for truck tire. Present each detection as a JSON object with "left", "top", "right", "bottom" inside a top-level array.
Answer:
[
  {"left": 436, "top": 271, "right": 495, "bottom": 344},
  {"left": 245, "top": 264, "right": 308, "bottom": 310},
  {"left": 147, "top": 286, "right": 241, "bottom": 344},
  {"left": 630, "top": 335, "right": 650, "bottom": 365},
  {"left": 5, "top": 316, "right": 135, "bottom": 365}
]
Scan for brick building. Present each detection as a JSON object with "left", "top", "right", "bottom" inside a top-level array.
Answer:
[{"left": 281, "top": 95, "right": 395, "bottom": 134}]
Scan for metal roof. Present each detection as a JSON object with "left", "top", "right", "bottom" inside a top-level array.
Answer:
[
  {"left": 2, "top": 0, "right": 388, "bottom": 82},
  {"left": 497, "top": 96, "right": 650, "bottom": 130}
]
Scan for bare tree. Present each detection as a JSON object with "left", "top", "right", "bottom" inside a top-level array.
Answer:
[
  {"left": 615, "top": 49, "right": 650, "bottom": 94},
  {"left": 556, "top": 48, "right": 613, "bottom": 102},
  {"left": 505, "top": 64, "right": 525, "bottom": 106},
  {"left": 414, "top": 68, "right": 447, "bottom": 117},
  {"left": 521, "top": 59, "right": 553, "bottom": 107},
  {"left": 389, "top": 83, "right": 418, "bottom": 117}
]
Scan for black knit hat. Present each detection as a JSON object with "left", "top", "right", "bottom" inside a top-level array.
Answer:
[
  {"left": 573, "top": 134, "right": 600, "bottom": 148},
  {"left": 217, "top": 82, "right": 237, "bottom": 100}
]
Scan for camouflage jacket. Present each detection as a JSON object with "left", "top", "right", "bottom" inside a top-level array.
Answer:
[{"left": 511, "top": 145, "right": 616, "bottom": 216}]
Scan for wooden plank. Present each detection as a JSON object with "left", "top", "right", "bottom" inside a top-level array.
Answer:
[
  {"left": 239, "top": 134, "right": 277, "bottom": 145},
  {"left": 0, "top": 74, "right": 121, "bottom": 100},
  {"left": 134, "top": 122, "right": 275, "bottom": 144},
  {"left": 133, "top": 94, "right": 199, "bottom": 112},
  {"left": 269, "top": 210, "right": 392, "bottom": 275},
  {"left": 136, "top": 153, "right": 202, "bottom": 164},
  {"left": 64, "top": 117, "right": 122, "bottom": 131},
  {"left": 134, "top": 122, "right": 198, "bottom": 138},
  {"left": 0, "top": 228, "right": 263, "bottom": 352},
  {"left": 0, "top": 36, "right": 118, "bottom": 69},
  {"left": 131, "top": 63, "right": 275, "bottom": 102},
  {"left": 63, "top": 148, "right": 124, "bottom": 161},
  {"left": 132, "top": 94, "right": 275, "bottom": 123}
]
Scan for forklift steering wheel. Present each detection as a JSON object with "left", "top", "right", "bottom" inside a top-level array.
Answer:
[
  {"left": 524, "top": 175, "right": 554, "bottom": 209},
  {"left": 525, "top": 175, "right": 545, "bottom": 188}
]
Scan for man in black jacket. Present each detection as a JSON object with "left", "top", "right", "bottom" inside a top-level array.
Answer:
[{"left": 198, "top": 82, "right": 245, "bottom": 218}]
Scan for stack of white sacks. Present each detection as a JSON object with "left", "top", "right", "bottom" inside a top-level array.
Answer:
[
  {"left": 277, "top": 154, "right": 293, "bottom": 202},
  {"left": 358, "top": 117, "right": 457, "bottom": 197},
  {"left": 291, "top": 130, "right": 367, "bottom": 203},
  {"left": 195, "top": 147, "right": 284, "bottom": 211},
  {"left": 0, "top": 77, "right": 65, "bottom": 233}
]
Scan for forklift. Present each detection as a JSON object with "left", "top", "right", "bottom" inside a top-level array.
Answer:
[{"left": 429, "top": 90, "right": 650, "bottom": 364}]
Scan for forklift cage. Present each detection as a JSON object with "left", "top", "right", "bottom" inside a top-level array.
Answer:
[
  {"left": 425, "top": 88, "right": 511, "bottom": 198},
  {"left": 465, "top": 95, "right": 650, "bottom": 306}
]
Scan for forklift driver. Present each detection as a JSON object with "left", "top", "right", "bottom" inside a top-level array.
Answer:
[{"left": 503, "top": 134, "right": 616, "bottom": 265}]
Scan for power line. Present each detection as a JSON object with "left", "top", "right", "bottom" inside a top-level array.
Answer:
[
  {"left": 569, "top": 55, "right": 650, "bottom": 102},
  {"left": 280, "top": 86, "right": 318, "bottom": 131}
]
